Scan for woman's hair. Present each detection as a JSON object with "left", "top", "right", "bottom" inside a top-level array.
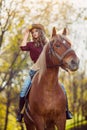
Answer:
[{"left": 31, "top": 29, "right": 48, "bottom": 47}]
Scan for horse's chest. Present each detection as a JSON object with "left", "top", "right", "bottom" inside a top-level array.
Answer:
[{"left": 39, "top": 91, "right": 65, "bottom": 113}]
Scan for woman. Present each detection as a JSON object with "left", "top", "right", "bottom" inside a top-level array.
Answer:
[
  {"left": 17, "top": 24, "right": 48, "bottom": 122},
  {"left": 17, "top": 24, "right": 72, "bottom": 122}
]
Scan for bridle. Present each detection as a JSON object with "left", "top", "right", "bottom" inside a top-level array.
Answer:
[{"left": 48, "top": 35, "right": 73, "bottom": 66}]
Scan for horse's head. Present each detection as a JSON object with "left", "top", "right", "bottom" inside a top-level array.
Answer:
[{"left": 48, "top": 27, "right": 79, "bottom": 71}]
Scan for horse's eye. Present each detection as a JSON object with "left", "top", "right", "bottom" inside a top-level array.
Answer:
[{"left": 56, "top": 44, "right": 60, "bottom": 48}]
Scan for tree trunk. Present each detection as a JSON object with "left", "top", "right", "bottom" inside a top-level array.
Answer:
[
  {"left": 0, "top": 32, "right": 4, "bottom": 48},
  {"left": 4, "top": 94, "right": 10, "bottom": 130}
]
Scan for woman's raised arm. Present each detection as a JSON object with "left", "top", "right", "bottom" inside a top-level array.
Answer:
[{"left": 21, "top": 29, "right": 30, "bottom": 46}]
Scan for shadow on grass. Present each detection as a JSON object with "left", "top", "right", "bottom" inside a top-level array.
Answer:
[{"left": 70, "top": 124, "right": 87, "bottom": 130}]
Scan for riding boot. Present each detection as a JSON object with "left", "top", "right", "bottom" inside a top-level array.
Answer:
[
  {"left": 16, "top": 97, "right": 25, "bottom": 122},
  {"left": 66, "top": 96, "right": 73, "bottom": 120}
]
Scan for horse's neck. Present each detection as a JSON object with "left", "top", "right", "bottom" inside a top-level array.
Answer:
[
  {"left": 37, "top": 44, "right": 60, "bottom": 86},
  {"left": 45, "top": 67, "right": 59, "bottom": 81},
  {"left": 39, "top": 67, "right": 59, "bottom": 90}
]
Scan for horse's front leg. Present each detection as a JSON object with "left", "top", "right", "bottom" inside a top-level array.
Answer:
[
  {"left": 45, "top": 122, "right": 55, "bottom": 130},
  {"left": 33, "top": 115, "right": 45, "bottom": 130},
  {"left": 25, "top": 123, "right": 35, "bottom": 130},
  {"left": 24, "top": 115, "right": 36, "bottom": 130},
  {"left": 55, "top": 113, "right": 66, "bottom": 130}
]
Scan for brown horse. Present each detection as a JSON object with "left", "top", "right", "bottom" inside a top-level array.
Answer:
[{"left": 24, "top": 27, "right": 79, "bottom": 130}]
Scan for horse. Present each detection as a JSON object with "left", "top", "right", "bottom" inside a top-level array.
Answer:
[{"left": 24, "top": 27, "right": 79, "bottom": 130}]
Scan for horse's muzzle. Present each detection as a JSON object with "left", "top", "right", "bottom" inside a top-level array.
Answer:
[{"left": 68, "top": 58, "right": 80, "bottom": 71}]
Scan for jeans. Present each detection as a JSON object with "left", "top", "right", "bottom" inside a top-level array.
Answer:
[{"left": 20, "top": 70, "right": 37, "bottom": 97}]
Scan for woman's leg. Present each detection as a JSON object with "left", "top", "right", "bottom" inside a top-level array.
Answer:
[
  {"left": 17, "top": 75, "right": 31, "bottom": 122},
  {"left": 20, "top": 76, "right": 31, "bottom": 98},
  {"left": 17, "top": 70, "right": 37, "bottom": 122}
]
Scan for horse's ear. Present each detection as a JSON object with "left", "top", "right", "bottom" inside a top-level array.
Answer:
[
  {"left": 52, "top": 27, "right": 56, "bottom": 37},
  {"left": 62, "top": 28, "right": 68, "bottom": 35}
]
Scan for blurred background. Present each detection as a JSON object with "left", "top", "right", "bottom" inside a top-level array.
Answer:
[{"left": 0, "top": 0, "right": 87, "bottom": 130}]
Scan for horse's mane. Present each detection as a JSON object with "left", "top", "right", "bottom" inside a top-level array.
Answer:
[{"left": 36, "top": 43, "right": 48, "bottom": 80}]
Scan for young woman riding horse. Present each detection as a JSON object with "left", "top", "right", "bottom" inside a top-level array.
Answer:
[
  {"left": 23, "top": 27, "right": 79, "bottom": 130},
  {"left": 17, "top": 24, "right": 73, "bottom": 122}
]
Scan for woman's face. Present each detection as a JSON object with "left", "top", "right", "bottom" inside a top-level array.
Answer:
[{"left": 31, "top": 28, "right": 39, "bottom": 39}]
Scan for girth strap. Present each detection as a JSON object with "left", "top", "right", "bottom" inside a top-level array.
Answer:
[{"left": 25, "top": 101, "right": 34, "bottom": 123}]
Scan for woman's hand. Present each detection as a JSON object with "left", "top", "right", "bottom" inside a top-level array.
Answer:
[
  {"left": 24, "top": 28, "right": 30, "bottom": 35},
  {"left": 21, "top": 28, "right": 30, "bottom": 46}
]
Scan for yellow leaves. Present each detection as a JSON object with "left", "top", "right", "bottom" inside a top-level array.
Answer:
[
  {"left": 84, "top": 17, "right": 87, "bottom": 20},
  {"left": 8, "top": 25, "right": 13, "bottom": 32},
  {"left": 0, "top": 97, "right": 6, "bottom": 129},
  {"left": 16, "top": 19, "right": 24, "bottom": 28},
  {"left": 0, "top": 58, "right": 10, "bottom": 72}
]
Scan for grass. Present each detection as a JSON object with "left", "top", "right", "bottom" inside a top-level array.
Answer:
[{"left": 66, "top": 114, "right": 87, "bottom": 130}]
